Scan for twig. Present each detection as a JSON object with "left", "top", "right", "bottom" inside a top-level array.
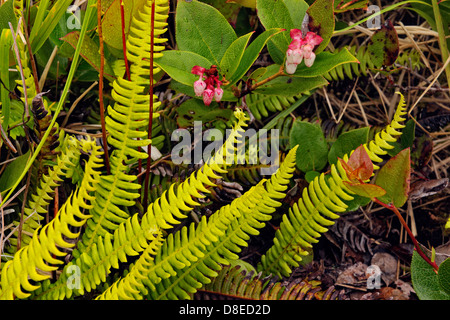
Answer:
[
  {"left": 322, "top": 87, "right": 337, "bottom": 123},
  {"left": 373, "top": 198, "right": 439, "bottom": 273},
  {"left": 120, "top": 0, "right": 131, "bottom": 81},
  {"left": 97, "top": 0, "right": 110, "bottom": 174},
  {"left": 9, "top": 20, "right": 30, "bottom": 120},
  {"left": 143, "top": 2, "right": 156, "bottom": 209},
  {"left": 61, "top": 81, "right": 98, "bottom": 127}
]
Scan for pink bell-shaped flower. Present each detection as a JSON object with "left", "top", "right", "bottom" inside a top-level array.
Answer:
[
  {"left": 194, "top": 76, "right": 207, "bottom": 97},
  {"left": 285, "top": 29, "right": 323, "bottom": 72},
  {"left": 214, "top": 86, "right": 223, "bottom": 102},
  {"left": 202, "top": 87, "right": 214, "bottom": 106}
]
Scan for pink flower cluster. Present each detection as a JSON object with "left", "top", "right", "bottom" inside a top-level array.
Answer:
[
  {"left": 285, "top": 29, "right": 323, "bottom": 74},
  {"left": 191, "top": 65, "right": 223, "bottom": 106}
]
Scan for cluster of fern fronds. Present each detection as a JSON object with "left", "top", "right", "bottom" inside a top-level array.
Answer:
[{"left": 0, "top": 0, "right": 413, "bottom": 301}]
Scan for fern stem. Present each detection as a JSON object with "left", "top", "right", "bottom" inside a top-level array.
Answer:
[
  {"left": 120, "top": 0, "right": 131, "bottom": 81},
  {"left": 143, "top": 1, "right": 156, "bottom": 209},
  {"left": 372, "top": 198, "right": 439, "bottom": 273},
  {"left": 97, "top": 0, "right": 111, "bottom": 175}
]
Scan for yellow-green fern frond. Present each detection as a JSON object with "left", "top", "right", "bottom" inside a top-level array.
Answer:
[
  {"left": 105, "top": 148, "right": 297, "bottom": 300},
  {"left": 0, "top": 138, "right": 102, "bottom": 300},
  {"left": 258, "top": 94, "right": 408, "bottom": 277},
  {"left": 126, "top": 0, "right": 169, "bottom": 84},
  {"left": 8, "top": 136, "right": 81, "bottom": 250},
  {"left": 361, "top": 92, "right": 407, "bottom": 169},
  {"left": 34, "top": 109, "right": 251, "bottom": 299}
]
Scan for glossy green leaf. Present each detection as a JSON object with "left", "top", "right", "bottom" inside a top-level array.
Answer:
[
  {"left": 284, "top": 0, "right": 309, "bottom": 28},
  {"left": 226, "top": 0, "right": 256, "bottom": 9},
  {"left": 176, "top": 0, "right": 237, "bottom": 66},
  {"left": 290, "top": 120, "right": 328, "bottom": 172},
  {"left": 293, "top": 48, "right": 359, "bottom": 77},
  {"left": 305, "top": 170, "right": 320, "bottom": 183},
  {"left": 411, "top": 251, "right": 450, "bottom": 300},
  {"left": 256, "top": 0, "right": 294, "bottom": 64},
  {"left": 328, "top": 127, "right": 369, "bottom": 165},
  {"left": 375, "top": 148, "right": 411, "bottom": 207},
  {"left": 0, "top": 29, "right": 12, "bottom": 131},
  {"left": 307, "top": 0, "right": 335, "bottom": 54},
  {"left": 154, "top": 50, "right": 213, "bottom": 87},
  {"left": 367, "top": 20, "right": 400, "bottom": 68},
  {"left": 220, "top": 32, "right": 253, "bottom": 82},
  {"left": 228, "top": 28, "right": 283, "bottom": 85}
]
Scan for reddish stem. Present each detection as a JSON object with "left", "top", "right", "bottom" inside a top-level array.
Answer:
[
  {"left": 120, "top": 0, "right": 131, "bottom": 81},
  {"left": 373, "top": 198, "right": 439, "bottom": 273},
  {"left": 98, "top": 0, "right": 111, "bottom": 174},
  {"left": 142, "top": 2, "right": 155, "bottom": 209}
]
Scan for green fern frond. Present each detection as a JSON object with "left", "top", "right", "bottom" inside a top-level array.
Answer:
[
  {"left": 324, "top": 46, "right": 423, "bottom": 81},
  {"left": 77, "top": 0, "right": 169, "bottom": 254},
  {"left": 126, "top": 0, "right": 169, "bottom": 84},
  {"left": 119, "top": 147, "right": 297, "bottom": 300},
  {"left": 0, "top": 138, "right": 103, "bottom": 300},
  {"left": 8, "top": 136, "right": 81, "bottom": 250},
  {"left": 34, "top": 110, "right": 251, "bottom": 299},
  {"left": 247, "top": 91, "right": 307, "bottom": 121},
  {"left": 258, "top": 93, "right": 407, "bottom": 277}
]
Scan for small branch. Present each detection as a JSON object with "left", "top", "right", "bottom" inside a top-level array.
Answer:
[
  {"left": 120, "top": 0, "right": 131, "bottom": 81},
  {"left": 373, "top": 198, "right": 439, "bottom": 272},
  {"left": 97, "top": 0, "right": 111, "bottom": 174},
  {"left": 237, "top": 65, "right": 286, "bottom": 98},
  {"left": 143, "top": 2, "right": 156, "bottom": 209}
]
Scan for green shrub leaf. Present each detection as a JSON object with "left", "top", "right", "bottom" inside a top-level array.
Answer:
[
  {"left": 375, "top": 148, "right": 411, "bottom": 207},
  {"left": 306, "top": 0, "right": 335, "bottom": 54},
  {"left": 289, "top": 120, "right": 328, "bottom": 172},
  {"left": 411, "top": 251, "right": 450, "bottom": 300},
  {"left": 176, "top": 0, "right": 237, "bottom": 66},
  {"left": 328, "top": 127, "right": 370, "bottom": 165},
  {"left": 155, "top": 50, "right": 214, "bottom": 87}
]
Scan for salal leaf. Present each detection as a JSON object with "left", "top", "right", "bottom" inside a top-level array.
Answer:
[
  {"left": 176, "top": 0, "right": 237, "bottom": 66},
  {"left": 227, "top": 28, "right": 283, "bottom": 85},
  {"left": 289, "top": 120, "right": 328, "bottom": 172},
  {"left": 306, "top": 0, "right": 335, "bottom": 54},
  {"left": 220, "top": 32, "right": 254, "bottom": 82},
  {"left": 329, "top": 127, "right": 370, "bottom": 165},
  {"left": 411, "top": 251, "right": 450, "bottom": 300},
  {"left": 256, "top": 0, "right": 294, "bottom": 64},
  {"left": 375, "top": 148, "right": 411, "bottom": 207},
  {"left": 154, "top": 50, "right": 213, "bottom": 87},
  {"left": 344, "top": 182, "right": 386, "bottom": 199}
]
